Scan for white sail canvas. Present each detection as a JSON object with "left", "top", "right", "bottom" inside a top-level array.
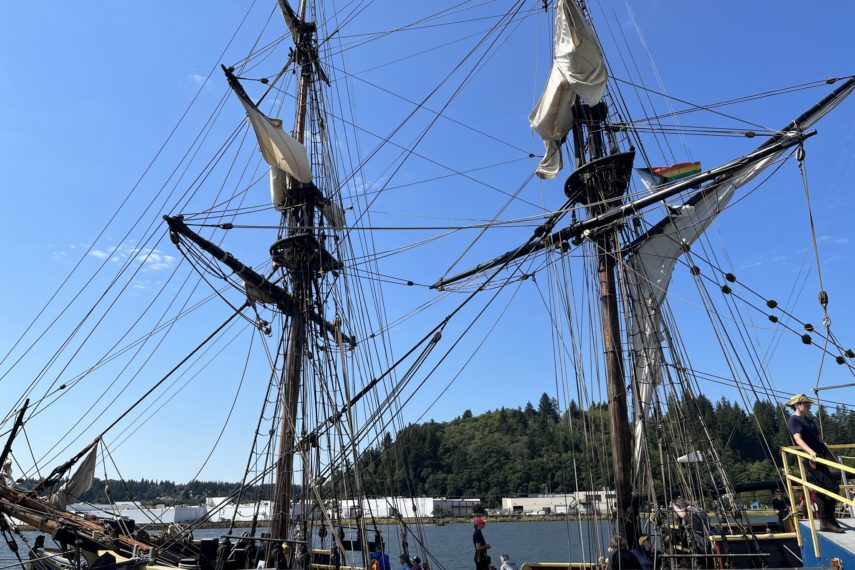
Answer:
[
  {"left": 529, "top": 0, "right": 607, "bottom": 179},
  {"left": 47, "top": 446, "right": 98, "bottom": 509},
  {"left": 238, "top": 97, "right": 312, "bottom": 184},
  {"left": 626, "top": 80, "right": 855, "bottom": 470}
]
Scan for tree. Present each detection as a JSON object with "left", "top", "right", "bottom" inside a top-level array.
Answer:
[{"left": 538, "top": 393, "right": 560, "bottom": 423}]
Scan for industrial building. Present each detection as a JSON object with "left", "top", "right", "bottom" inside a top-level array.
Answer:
[
  {"left": 500, "top": 489, "right": 616, "bottom": 515},
  {"left": 58, "top": 496, "right": 479, "bottom": 525},
  {"left": 68, "top": 501, "right": 208, "bottom": 524},
  {"left": 334, "top": 497, "right": 480, "bottom": 519}
]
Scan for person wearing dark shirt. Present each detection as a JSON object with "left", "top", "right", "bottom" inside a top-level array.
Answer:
[
  {"left": 472, "top": 517, "right": 491, "bottom": 570},
  {"left": 787, "top": 393, "right": 844, "bottom": 533},
  {"left": 672, "top": 498, "right": 712, "bottom": 566},
  {"left": 607, "top": 535, "right": 641, "bottom": 570},
  {"left": 771, "top": 490, "right": 790, "bottom": 528}
]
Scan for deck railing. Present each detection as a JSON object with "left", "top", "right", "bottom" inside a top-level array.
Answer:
[{"left": 781, "top": 444, "right": 855, "bottom": 558}]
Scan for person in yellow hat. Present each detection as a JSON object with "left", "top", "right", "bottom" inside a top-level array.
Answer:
[
  {"left": 787, "top": 393, "right": 844, "bottom": 533},
  {"left": 631, "top": 536, "right": 654, "bottom": 570}
]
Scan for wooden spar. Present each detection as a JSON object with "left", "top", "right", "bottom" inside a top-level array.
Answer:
[
  {"left": 430, "top": 131, "right": 813, "bottom": 290},
  {"left": 0, "top": 486, "right": 159, "bottom": 560},
  {"left": 271, "top": 0, "right": 314, "bottom": 548},
  {"left": 163, "top": 215, "right": 352, "bottom": 346},
  {"left": 595, "top": 218, "right": 635, "bottom": 543},
  {"left": 0, "top": 400, "right": 28, "bottom": 470},
  {"left": 566, "top": 101, "right": 636, "bottom": 543},
  {"left": 431, "top": 77, "right": 855, "bottom": 291}
]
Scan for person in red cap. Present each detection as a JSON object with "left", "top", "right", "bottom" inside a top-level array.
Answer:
[{"left": 472, "top": 517, "right": 491, "bottom": 570}]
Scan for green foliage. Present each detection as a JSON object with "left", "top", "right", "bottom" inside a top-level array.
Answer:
[
  {"left": 15, "top": 478, "right": 279, "bottom": 505},
  {"left": 29, "top": 397, "right": 853, "bottom": 508},
  {"left": 352, "top": 393, "right": 855, "bottom": 505}
]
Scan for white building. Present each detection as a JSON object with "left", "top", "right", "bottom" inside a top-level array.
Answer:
[
  {"left": 67, "top": 502, "right": 208, "bottom": 524},
  {"left": 500, "top": 489, "right": 615, "bottom": 515},
  {"left": 61, "top": 496, "right": 481, "bottom": 525},
  {"left": 333, "top": 497, "right": 481, "bottom": 519},
  {"left": 206, "top": 497, "right": 273, "bottom": 522}
]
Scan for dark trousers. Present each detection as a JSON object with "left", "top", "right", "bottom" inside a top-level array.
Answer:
[{"left": 809, "top": 459, "right": 839, "bottom": 522}]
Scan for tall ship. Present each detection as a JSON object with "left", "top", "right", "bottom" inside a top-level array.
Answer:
[{"left": 1, "top": 2, "right": 854, "bottom": 569}]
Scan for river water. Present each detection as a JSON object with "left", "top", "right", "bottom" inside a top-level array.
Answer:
[{"left": 0, "top": 520, "right": 611, "bottom": 569}]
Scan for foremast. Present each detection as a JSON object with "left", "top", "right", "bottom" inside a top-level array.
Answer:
[
  {"left": 271, "top": 0, "right": 323, "bottom": 547},
  {"left": 168, "top": 0, "right": 344, "bottom": 554}
]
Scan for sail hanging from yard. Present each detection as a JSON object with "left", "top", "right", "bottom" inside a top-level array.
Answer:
[
  {"left": 231, "top": 89, "right": 312, "bottom": 184},
  {"left": 626, "top": 151, "right": 785, "bottom": 470},
  {"left": 529, "top": 0, "right": 607, "bottom": 179},
  {"left": 625, "top": 78, "right": 855, "bottom": 471},
  {"left": 46, "top": 445, "right": 97, "bottom": 509}
]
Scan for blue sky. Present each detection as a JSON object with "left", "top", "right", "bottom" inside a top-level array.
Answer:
[{"left": 1, "top": 2, "right": 854, "bottom": 482}]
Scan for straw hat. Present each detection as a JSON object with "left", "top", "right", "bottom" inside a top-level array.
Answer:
[{"left": 786, "top": 393, "right": 814, "bottom": 408}]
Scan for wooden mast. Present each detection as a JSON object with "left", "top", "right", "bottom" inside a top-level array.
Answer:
[
  {"left": 271, "top": 0, "right": 315, "bottom": 546},
  {"left": 566, "top": 101, "right": 637, "bottom": 543}
]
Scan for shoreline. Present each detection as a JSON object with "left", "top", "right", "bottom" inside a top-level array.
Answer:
[{"left": 15, "top": 510, "right": 778, "bottom": 532}]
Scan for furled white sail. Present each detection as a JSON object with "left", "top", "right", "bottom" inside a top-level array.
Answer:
[
  {"left": 237, "top": 97, "right": 312, "bottom": 184},
  {"left": 270, "top": 167, "right": 288, "bottom": 213},
  {"left": 626, "top": 80, "right": 855, "bottom": 471},
  {"left": 270, "top": 167, "right": 345, "bottom": 226},
  {"left": 529, "top": 0, "right": 607, "bottom": 179},
  {"left": 0, "top": 460, "right": 14, "bottom": 488},
  {"left": 47, "top": 445, "right": 97, "bottom": 509}
]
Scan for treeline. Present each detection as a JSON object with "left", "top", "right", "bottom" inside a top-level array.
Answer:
[
  {"left": 32, "top": 396, "right": 854, "bottom": 508},
  {"left": 16, "top": 478, "right": 277, "bottom": 505},
  {"left": 351, "top": 394, "right": 855, "bottom": 507},
  {"left": 76, "top": 479, "right": 275, "bottom": 504}
]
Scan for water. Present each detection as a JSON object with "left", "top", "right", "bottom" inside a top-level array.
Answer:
[{"left": 0, "top": 521, "right": 610, "bottom": 569}]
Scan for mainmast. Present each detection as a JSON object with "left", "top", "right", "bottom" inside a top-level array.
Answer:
[{"left": 564, "top": 102, "right": 636, "bottom": 542}]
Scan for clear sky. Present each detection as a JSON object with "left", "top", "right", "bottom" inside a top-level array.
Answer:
[{"left": 1, "top": 1, "right": 854, "bottom": 482}]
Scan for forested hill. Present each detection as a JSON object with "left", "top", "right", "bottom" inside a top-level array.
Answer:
[
  {"left": 72, "top": 480, "right": 276, "bottom": 505},
  {"left": 33, "top": 395, "right": 854, "bottom": 507},
  {"left": 354, "top": 394, "right": 855, "bottom": 507}
]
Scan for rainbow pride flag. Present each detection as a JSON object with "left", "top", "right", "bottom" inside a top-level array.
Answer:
[{"left": 636, "top": 161, "right": 701, "bottom": 189}]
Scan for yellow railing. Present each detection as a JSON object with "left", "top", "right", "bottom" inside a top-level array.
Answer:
[{"left": 781, "top": 444, "right": 855, "bottom": 559}]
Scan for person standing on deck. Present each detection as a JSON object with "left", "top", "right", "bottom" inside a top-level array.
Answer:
[
  {"left": 787, "top": 393, "right": 844, "bottom": 533},
  {"left": 370, "top": 544, "right": 392, "bottom": 570},
  {"left": 472, "top": 517, "right": 491, "bottom": 570},
  {"left": 672, "top": 498, "right": 712, "bottom": 566},
  {"left": 606, "top": 535, "right": 641, "bottom": 570},
  {"left": 771, "top": 490, "right": 790, "bottom": 528}
]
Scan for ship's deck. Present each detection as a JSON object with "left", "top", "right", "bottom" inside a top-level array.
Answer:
[{"left": 799, "top": 517, "right": 855, "bottom": 566}]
